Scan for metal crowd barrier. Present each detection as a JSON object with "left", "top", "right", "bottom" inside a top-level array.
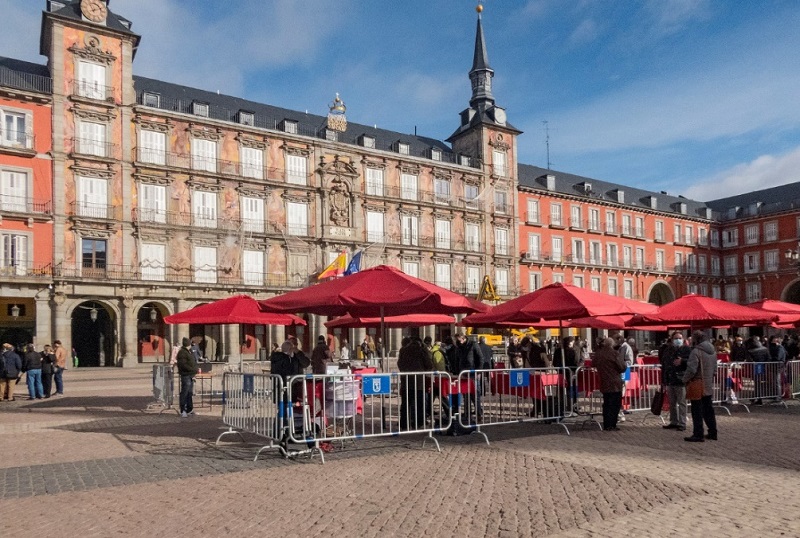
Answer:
[
  {"left": 285, "top": 371, "right": 451, "bottom": 458},
  {"left": 217, "top": 372, "right": 286, "bottom": 461},
  {"left": 147, "top": 364, "right": 177, "bottom": 414},
  {"left": 572, "top": 366, "right": 603, "bottom": 429},
  {"left": 721, "top": 362, "right": 788, "bottom": 410},
  {"left": 787, "top": 360, "right": 800, "bottom": 399},
  {"left": 621, "top": 364, "right": 666, "bottom": 424},
  {"left": 456, "top": 367, "right": 571, "bottom": 444}
]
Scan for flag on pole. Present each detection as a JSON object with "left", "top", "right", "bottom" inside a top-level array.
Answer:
[
  {"left": 344, "top": 250, "right": 362, "bottom": 276},
  {"left": 318, "top": 252, "right": 347, "bottom": 279}
]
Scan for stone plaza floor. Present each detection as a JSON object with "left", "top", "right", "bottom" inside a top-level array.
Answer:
[{"left": 1, "top": 366, "right": 799, "bottom": 537}]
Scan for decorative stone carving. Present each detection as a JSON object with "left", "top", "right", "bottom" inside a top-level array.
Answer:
[
  {"left": 489, "top": 132, "right": 510, "bottom": 151},
  {"left": 187, "top": 124, "right": 222, "bottom": 140},
  {"left": 69, "top": 34, "right": 115, "bottom": 65},
  {"left": 134, "top": 116, "right": 172, "bottom": 133},
  {"left": 134, "top": 172, "right": 172, "bottom": 186},
  {"left": 329, "top": 176, "right": 350, "bottom": 226},
  {"left": 70, "top": 164, "right": 113, "bottom": 179},
  {"left": 236, "top": 134, "right": 268, "bottom": 149},
  {"left": 72, "top": 106, "right": 116, "bottom": 122}
]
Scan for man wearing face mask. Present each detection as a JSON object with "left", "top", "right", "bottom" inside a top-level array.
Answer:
[{"left": 659, "top": 330, "right": 690, "bottom": 431}]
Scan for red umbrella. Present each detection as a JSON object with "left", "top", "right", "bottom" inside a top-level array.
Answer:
[
  {"left": 633, "top": 294, "right": 776, "bottom": 327},
  {"left": 164, "top": 295, "right": 305, "bottom": 326},
  {"left": 259, "top": 265, "right": 489, "bottom": 317},
  {"left": 745, "top": 299, "right": 800, "bottom": 325},
  {"left": 325, "top": 313, "right": 455, "bottom": 329},
  {"left": 460, "top": 282, "right": 657, "bottom": 326}
]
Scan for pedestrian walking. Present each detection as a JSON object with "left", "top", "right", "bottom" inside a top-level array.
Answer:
[
  {"left": 22, "top": 344, "right": 44, "bottom": 400},
  {"left": 40, "top": 345, "right": 56, "bottom": 398},
  {"left": 683, "top": 331, "right": 718, "bottom": 442},
  {"left": 53, "top": 340, "right": 67, "bottom": 395},
  {"left": 176, "top": 337, "right": 197, "bottom": 418},
  {"left": 1, "top": 343, "right": 22, "bottom": 401},
  {"left": 594, "top": 337, "right": 627, "bottom": 431}
]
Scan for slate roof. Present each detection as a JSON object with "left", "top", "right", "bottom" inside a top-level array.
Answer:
[
  {"left": 0, "top": 56, "right": 52, "bottom": 94},
  {"left": 706, "top": 182, "right": 800, "bottom": 221},
  {"left": 518, "top": 164, "right": 713, "bottom": 220},
  {"left": 47, "top": 0, "right": 138, "bottom": 37}
]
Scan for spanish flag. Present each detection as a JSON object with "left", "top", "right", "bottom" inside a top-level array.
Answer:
[{"left": 318, "top": 251, "right": 347, "bottom": 279}]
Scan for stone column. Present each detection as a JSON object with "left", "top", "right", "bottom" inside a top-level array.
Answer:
[
  {"left": 51, "top": 295, "right": 70, "bottom": 358},
  {"left": 120, "top": 299, "right": 138, "bottom": 367},
  {"left": 174, "top": 298, "right": 191, "bottom": 348},
  {"left": 35, "top": 295, "right": 52, "bottom": 346}
]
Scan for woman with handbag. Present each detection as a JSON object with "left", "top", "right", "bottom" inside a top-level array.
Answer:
[{"left": 682, "top": 331, "right": 718, "bottom": 442}]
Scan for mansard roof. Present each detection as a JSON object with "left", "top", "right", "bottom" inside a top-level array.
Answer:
[
  {"left": 706, "top": 182, "right": 800, "bottom": 221},
  {"left": 0, "top": 56, "right": 52, "bottom": 94}
]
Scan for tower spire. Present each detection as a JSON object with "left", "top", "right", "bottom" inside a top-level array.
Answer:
[{"left": 469, "top": 4, "right": 495, "bottom": 111}]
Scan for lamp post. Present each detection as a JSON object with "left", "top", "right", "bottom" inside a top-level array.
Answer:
[
  {"left": 89, "top": 306, "right": 98, "bottom": 322},
  {"left": 149, "top": 306, "right": 158, "bottom": 322},
  {"left": 785, "top": 242, "right": 800, "bottom": 266},
  {"left": 10, "top": 304, "right": 20, "bottom": 318}
]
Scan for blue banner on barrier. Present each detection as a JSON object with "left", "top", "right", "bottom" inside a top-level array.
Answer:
[
  {"left": 243, "top": 374, "right": 254, "bottom": 394},
  {"left": 362, "top": 375, "right": 391, "bottom": 396},
  {"left": 623, "top": 367, "right": 631, "bottom": 381},
  {"left": 510, "top": 370, "right": 530, "bottom": 388}
]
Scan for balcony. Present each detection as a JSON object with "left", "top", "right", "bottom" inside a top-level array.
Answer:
[
  {"left": 0, "top": 195, "right": 52, "bottom": 215},
  {"left": 549, "top": 216, "right": 564, "bottom": 228},
  {"left": 620, "top": 225, "right": 633, "bottom": 237},
  {"left": 0, "top": 262, "right": 52, "bottom": 279},
  {"left": 70, "top": 137, "right": 116, "bottom": 159},
  {"left": 569, "top": 218, "right": 584, "bottom": 231},
  {"left": 605, "top": 223, "right": 618, "bottom": 235},
  {"left": 73, "top": 80, "right": 114, "bottom": 102},
  {"left": 525, "top": 212, "right": 541, "bottom": 225},
  {"left": 587, "top": 221, "right": 602, "bottom": 233},
  {"left": 70, "top": 201, "right": 121, "bottom": 221},
  {"left": 0, "top": 129, "right": 34, "bottom": 153},
  {"left": 635, "top": 226, "right": 645, "bottom": 239}
]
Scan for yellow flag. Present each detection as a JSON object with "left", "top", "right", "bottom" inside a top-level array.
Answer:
[{"left": 318, "top": 252, "right": 347, "bottom": 279}]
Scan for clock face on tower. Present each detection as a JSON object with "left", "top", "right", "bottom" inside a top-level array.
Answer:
[{"left": 81, "top": 0, "right": 108, "bottom": 23}]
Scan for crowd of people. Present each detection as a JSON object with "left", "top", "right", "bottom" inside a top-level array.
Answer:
[{"left": 1, "top": 341, "right": 67, "bottom": 401}]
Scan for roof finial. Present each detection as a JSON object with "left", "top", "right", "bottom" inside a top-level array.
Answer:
[{"left": 476, "top": 4, "right": 483, "bottom": 18}]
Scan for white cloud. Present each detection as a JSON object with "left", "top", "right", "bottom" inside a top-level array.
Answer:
[
  {"left": 569, "top": 19, "right": 599, "bottom": 46},
  {"left": 642, "top": 0, "right": 712, "bottom": 37},
  {"left": 685, "top": 146, "right": 800, "bottom": 200}
]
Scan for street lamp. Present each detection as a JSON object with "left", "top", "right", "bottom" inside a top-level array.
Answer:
[
  {"left": 785, "top": 242, "right": 800, "bottom": 264},
  {"left": 89, "top": 306, "right": 98, "bottom": 322},
  {"left": 10, "top": 304, "right": 20, "bottom": 318},
  {"left": 149, "top": 306, "right": 158, "bottom": 322}
]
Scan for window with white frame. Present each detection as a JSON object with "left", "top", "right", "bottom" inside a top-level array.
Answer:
[
  {"left": 724, "top": 256, "right": 737, "bottom": 276},
  {"left": 590, "top": 276, "right": 601, "bottom": 293},
  {"left": 495, "top": 268, "right": 509, "bottom": 295},
  {"left": 746, "top": 282, "right": 761, "bottom": 303},
  {"left": 434, "top": 177, "right": 451, "bottom": 204},
  {"left": 725, "top": 284, "right": 739, "bottom": 303},
  {"left": 674, "top": 252, "right": 683, "bottom": 273},
  {"left": 495, "top": 227, "right": 509, "bottom": 255},
  {"left": 467, "top": 266, "right": 481, "bottom": 295},
  {"left": 655, "top": 220, "right": 664, "bottom": 241},
  {"left": 656, "top": 250, "right": 665, "bottom": 271},
  {"left": 287, "top": 202, "right": 308, "bottom": 236},
  {"left": 466, "top": 222, "right": 480, "bottom": 252},
  {"left": 687, "top": 253, "right": 697, "bottom": 273},
  {"left": 492, "top": 149, "right": 507, "bottom": 177},
  {"left": 552, "top": 237, "right": 563, "bottom": 262},
  {"left": 1, "top": 107, "right": 31, "bottom": 148},
  {"left": 552, "top": 273, "right": 565, "bottom": 284},
  {"left": 527, "top": 199, "right": 540, "bottom": 223},
  {"left": 402, "top": 261, "right": 419, "bottom": 278},
  {"left": 622, "top": 245, "right": 632, "bottom": 268},
  {"left": 621, "top": 214, "right": 632, "bottom": 235},
  {"left": 240, "top": 146, "right": 264, "bottom": 179},
  {"left": 606, "top": 211, "right": 616, "bottom": 234},
  {"left": 711, "top": 256, "right": 721, "bottom": 276},
  {"left": 606, "top": 244, "right": 618, "bottom": 267},
  {"left": 140, "top": 243, "right": 165, "bottom": 281},
  {"left": 139, "top": 129, "right": 166, "bottom": 165},
  {"left": 436, "top": 219, "right": 452, "bottom": 249},
  {"left": 77, "top": 60, "right": 105, "bottom": 99},
  {"left": 764, "top": 221, "right": 778, "bottom": 242},
  {"left": 684, "top": 225, "right": 693, "bottom": 245},
  {"left": 623, "top": 279, "right": 634, "bottom": 299},
  {"left": 765, "top": 250, "right": 779, "bottom": 271},
  {"left": 607, "top": 278, "right": 618, "bottom": 296},
  {"left": 139, "top": 183, "right": 166, "bottom": 223},
  {"left": 572, "top": 274, "right": 584, "bottom": 288},
  {"left": 286, "top": 153, "right": 307, "bottom": 185},
  {"left": 401, "top": 214, "right": 419, "bottom": 246},
  {"left": 700, "top": 284, "right": 708, "bottom": 296},
  {"left": 242, "top": 249, "right": 264, "bottom": 286},
  {"left": 192, "top": 190, "right": 217, "bottom": 228},
  {"left": 529, "top": 272, "right": 542, "bottom": 292},
  {"left": 193, "top": 246, "right": 217, "bottom": 284},
  {"left": 77, "top": 175, "right": 108, "bottom": 218},
  {"left": 723, "top": 228, "right": 738, "bottom": 247},
  {"left": 526, "top": 233, "right": 540, "bottom": 260},
  {"left": 673, "top": 223, "right": 681, "bottom": 243},
  {"left": 550, "top": 203, "right": 562, "bottom": 226},
  {"left": 589, "top": 241, "right": 602, "bottom": 265},
  {"left": 636, "top": 247, "right": 645, "bottom": 269},
  {"left": 698, "top": 255, "right": 707, "bottom": 274},
  {"left": 710, "top": 229, "right": 720, "bottom": 247},
  {"left": 745, "top": 224, "right": 759, "bottom": 244},
  {"left": 401, "top": 173, "right": 418, "bottom": 201},
  {"left": 0, "top": 232, "right": 29, "bottom": 275},
  {"left": 588, "top": 208, "right": 600, "bottom": 231},
  {"left": 366, "top": 168, "right": 384, "bottom": 196},
  {"left": 435, "top": 262, "right": 451, "bottom": 289},
  {"left": 191, "top": 138, "right": 217, "bottom": 172},
  {"left": 698, "top": 227, "right": 708, "bottom": 246},
  {"left": 571, "top": 238, "right": 584, "bottom": 262},
  {"left": 78, "top": 120, "right": 106, "bottom": 156},
  {"left": 743, "top": 253, "right": 759, "bottom": 273},
  {"left": 635, "top": 216, "right": 645, "bottom": 238},
  {"left": 0, "top": 169, "right": 28, "bottom": 212},
  {"left": 367, "top": 211, "right": 384, "bottom": 243},
  {"left": 241, "top": 196, "right": 265, "bottom": 233},
  {"left": 686, "top": 283, "right": 698, "bottom": 295},
  {"left": 494, "top": 190, "right": 508, "bottom": 214},
  {"left": 465, "top": 184, "right": 480, "bottom": 209},
  {"left": 712, "top": 285, "right": 721, "bottom": 299},
  {"left": 570, "top": 205, "right": 582, "bottom": 228}
]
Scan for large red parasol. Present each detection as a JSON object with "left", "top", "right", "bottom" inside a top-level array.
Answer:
[
  {"left": 259, "top": 265, "right": 489, "bottom": 317},
  {"left": 164, "top": 295, "right": 305, "bottom": 326},
  {"left": 460, "top": 282, "right": 657, "bottom": 326},
  {"left": 632, "top": 294, "right": 777, "bottom": 327},
  {"left": 745, "top": 299, "right": 800, "bottom": 326},
  {"left": 325, "top": 313, "right": 455, "bottom": 329}
]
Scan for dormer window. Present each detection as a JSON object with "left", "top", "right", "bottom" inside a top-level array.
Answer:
[
  {"left": 679, "top": 202, "right": 687, "bottom": 215},
  {"left": 142, "top": 92, "right": 160, "bottom": 108},
  {"left": 648, "top": 196, "right": 657, "bottom": 209},
  {"left": 192, "top": 102, "right": 209, "bottom": 117},
  {"left": 323, "top": 128, "right": 337, "bottom": 142},
  {"left": 430, "top": 148, "right": 442, "bottom": 161},
  {"left": 47, "top": 1, "right": 66, "bottom": 11},
  {"left": 395, "top": 141, "right": 410, "bottom": 155},
  {"left": 359, "top": 135, "right": 375, "bottom": 149},
  {"left": 281, "top": 120, "right": 298, "bottom": 134},
  {"left": 727, "top": 206, "right": 738, "bottom": 219},
  {"left": 459, "top": 155, "right": 471, "bottom": 167},
  {"left": 578, "top": 182, "right": 592, "bottom": 195},
  {"left": 748, "top": 202, "right": 761, "bottom": 216},
  {"left": 703, "top": 207, "right": 713, "bottom": 219},
  {"left": 545, "top": 175, "right": 556, "bottom": 191},
  {"left": 614, "top": 190, "right": 624, "bottom": 203},
  {"left": 238, "top": 111, "right": 254, "bottom": 126}
]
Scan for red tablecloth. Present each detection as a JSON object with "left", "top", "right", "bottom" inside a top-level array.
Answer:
[
  {"left": 717, "top": 353, "right": 730, "bottom": 363},
  {"left": 490, "top": 371, "right": 566, "bottom": 401}
]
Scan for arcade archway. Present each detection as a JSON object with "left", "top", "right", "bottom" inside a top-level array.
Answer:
[
  {"left": 781, "top": 279, "right": 800, "bottom": 304},
  {"left": 71, "top": 301, "right": 116, "bottom": 367},
  {"left": 648, "top": 282, "right": 675, "bottom": 306}
]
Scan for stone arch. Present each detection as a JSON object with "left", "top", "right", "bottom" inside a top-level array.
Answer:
[
  {"left": 647, "top": 280, "right": 675, "bottom": 306},
  {"left": 781, "top": 278, "right": 800, "bottom": 304},
  {"left": 136, "top": 301, "right": 173, "bottom": 363},
  {"left": 69, "top": 299, "right": 119, "bottom": 367}
]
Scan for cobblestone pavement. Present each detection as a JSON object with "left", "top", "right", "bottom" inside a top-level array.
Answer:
[{"left": 1, "top": 367, "right": 799, "bottom": 537}]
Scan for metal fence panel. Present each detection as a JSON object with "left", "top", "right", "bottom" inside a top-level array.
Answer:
[
  {"left": 724, "top": 362, "right": 789, "bottom": 409},
  {"left": 148, "top": 365, "right": 176, "bottom": 414},
  {"left": 789, "top": 360, "right": 800, "bottom": 399},
  {"left": 218, "top": 372, "right": 285, "bottom": 460}
]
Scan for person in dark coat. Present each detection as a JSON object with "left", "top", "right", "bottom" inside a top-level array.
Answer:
[
  {"left": 310, "top": 335, "right": 333, "bottom": 375},
  {"left": 594, "top": 337, "right": 627, "bottom": 431},
  {"left": 454, "top": 333, "right": 483, "bottom": 420},
  {"left": 40, "top": 345, "right": 56, "bottom": 398},
  {"left": 22, "top": 344, "right": 44, "bottom": 400},
  {"left": 659, "top": 331, "right": 690, "bottom": 431},
  {"left": 397, "top": 337, "right": 433, "bottom": 430},
  {"left": 553, "top": 336, "right": 579, "bottom": 410},
  {"left": 1, "top": 343, "right": 22, "bottom": 401},
  {"left": 176, "top": 337, "right": 197, "bottom": 417},
  {"left": 730, "top": 336, "right": 747, "bottom": 362},
  {"left": 477, "top": 337, "right": 493, "bottom": 369},
  {"left": 747, "top": 336, "right": 771, "bottom": 405}
]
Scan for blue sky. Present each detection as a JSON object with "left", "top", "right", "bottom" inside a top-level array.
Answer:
[{"left": 3, "top": 0, "right": 800, "bottom": 201}]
